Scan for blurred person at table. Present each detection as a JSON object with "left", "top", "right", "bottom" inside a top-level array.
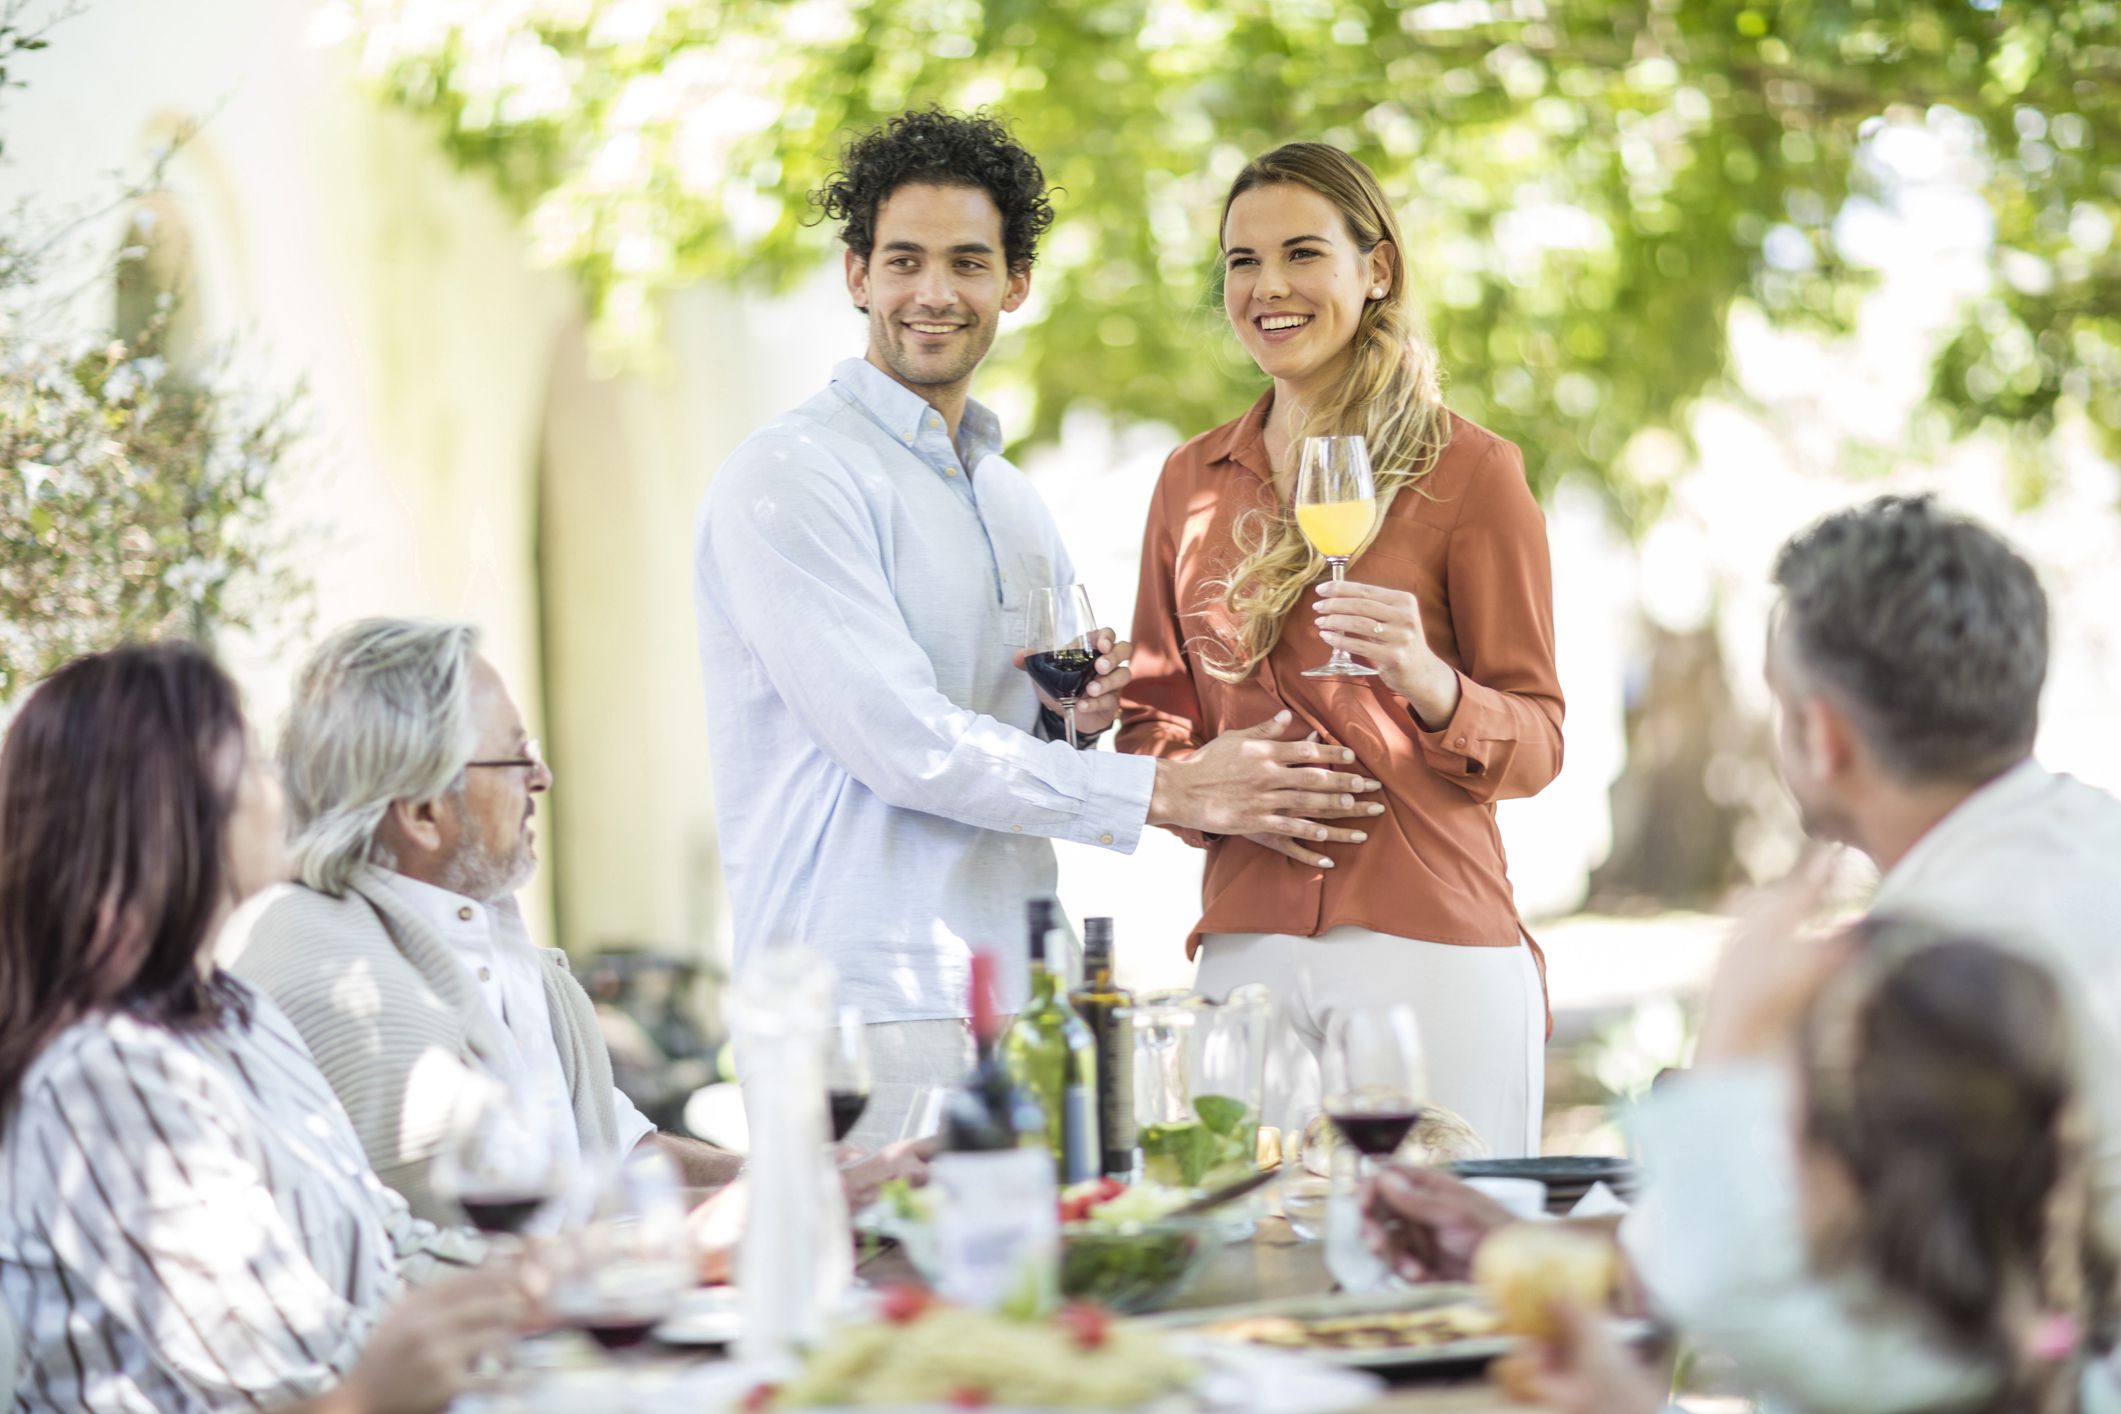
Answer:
[
  {"left": 1514, "top": 926, "right": 2121, "bottom": 1414},
  {"left": 692, "top": 110, "right": 1382, "bottom": 1146},
  {"left": 0, "top": 642, "right": 526, "bottom": 1414},
  {"left": 1119, "top": 142, "right": 1561, "bottom": 1156},
  {"left": 1364, "top": 496, "right": 2121, "bottom": 1400}
]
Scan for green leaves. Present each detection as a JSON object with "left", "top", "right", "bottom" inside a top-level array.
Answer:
[{"left": 341, "top": 0, "right": 2121, "bottom": 512}]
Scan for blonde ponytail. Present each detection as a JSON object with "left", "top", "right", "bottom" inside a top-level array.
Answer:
[{"left": 1200, "top": 144, "right": 1452, "bottom": 684}]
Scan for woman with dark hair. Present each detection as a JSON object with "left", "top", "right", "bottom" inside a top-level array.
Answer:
[
  {"left": 0, "top": 643, "right": 521, "bottom": 1414},
  {"left": 1121, "top": 142, "right": 1561, "bottom": 1155}
]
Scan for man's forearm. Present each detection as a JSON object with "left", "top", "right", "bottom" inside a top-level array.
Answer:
[{"left": 642, "top": 1130, "right": 744, "bottom": 1187}]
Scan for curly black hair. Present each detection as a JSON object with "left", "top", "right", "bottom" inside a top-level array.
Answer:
[{"left": 812, "top": 108, "right": 1055, "bottom": 274}]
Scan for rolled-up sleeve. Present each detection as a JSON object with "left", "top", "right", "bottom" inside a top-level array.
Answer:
[
  {"left": 1409, "top": 437, "right": 1564, "bottom": 802},
  {"left": 702, "top": 440, "right": 1155, "bottom": 852}
]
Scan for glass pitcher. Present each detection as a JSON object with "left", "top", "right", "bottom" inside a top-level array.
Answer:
[{"left": 1126, "top": 984, "right": 1271, "bottom": 1196}]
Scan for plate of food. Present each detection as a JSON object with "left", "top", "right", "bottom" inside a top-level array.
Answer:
[
  {"left": 1144, "top": 1285, "right": 1509, "bottom": 1370},
  {"left": 659, "top": 1291, "right": 1382, "bottom": 1412}
]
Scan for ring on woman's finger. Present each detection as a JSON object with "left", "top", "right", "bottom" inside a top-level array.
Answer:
[{"left": 1369, "top": 618, "right": 1383, "bottom": 636}]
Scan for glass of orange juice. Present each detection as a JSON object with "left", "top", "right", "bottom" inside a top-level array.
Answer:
[{"left": 1294, "top": 435, "right": 1379, "bottom": 678}]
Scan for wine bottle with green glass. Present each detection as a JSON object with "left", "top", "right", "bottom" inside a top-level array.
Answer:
[{"left": 1001, "top": 898, "right": 1101, "bottom": 1183}]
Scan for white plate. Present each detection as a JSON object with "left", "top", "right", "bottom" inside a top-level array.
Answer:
[{"left": 655, "top": 1285, "right": 745, "bottom": 1346}]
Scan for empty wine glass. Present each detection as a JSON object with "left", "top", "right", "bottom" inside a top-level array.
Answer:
[
  {"left": 431, "top": 1080, "right": 572, "bottom": 1242},
  {"left": 826, "top": 1005, "right": 872, "bottom": 1145},
  {"left": 1294, "top": 435, "right": 1380, "bottom": 678},
  {"left": 1320, "top": 1004, "right": 1428, "bottom": 1178},
  {"left": 1026, "top": 584, "right": 1099, "bottom": 747}
]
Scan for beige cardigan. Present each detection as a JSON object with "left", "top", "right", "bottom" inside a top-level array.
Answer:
[{"left": 221, "top": 869, "right": 622, "bottom": 1225}]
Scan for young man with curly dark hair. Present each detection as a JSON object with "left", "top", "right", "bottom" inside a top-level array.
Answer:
[{"left": 691, "top": 109, "right": 1370, "bottom": 1142}]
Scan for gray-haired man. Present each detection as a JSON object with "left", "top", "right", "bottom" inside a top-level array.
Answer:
[{"left": 223, "top": 619, "right": 745, "bottom": 1224}]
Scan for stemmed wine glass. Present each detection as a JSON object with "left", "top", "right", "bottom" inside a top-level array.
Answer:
[
  {"left": 826, "top": 1004, "right": 872, "bottom": 1145},
  {"left": 1026, "top": 584, "right": 1100, "bottom": 747},
  {"left": 1320, "top": 1004, "right": 1428, "bottom": 1178},
  {"left": 1294, "top": 435, "right": 1381, "bottom": 678},
  {"left": 431, "top": 1081, "right": 572, "bottom": 1243},
  {"left": 546, "top": 1148, "right": 692, "bottom": 1380}
]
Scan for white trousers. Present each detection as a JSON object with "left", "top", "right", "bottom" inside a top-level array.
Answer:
[
  {"left": 1195, "top": 927, "right": 1545, "bottom": 1159},
  {"left": 845, "top": 1018, "right": 976, "bottom": 1152}
]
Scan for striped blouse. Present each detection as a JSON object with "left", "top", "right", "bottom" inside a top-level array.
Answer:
[{"left": 1, "top": 977, "right": 480, "bottom": 1412}]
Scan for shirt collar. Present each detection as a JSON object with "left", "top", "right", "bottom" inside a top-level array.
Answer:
[
  {"left": 377, "top": 869, "right": 490, "bottom": 938},
  {"left": 830, "top": 356, "right": 1005, "bottom": 469},
  {"left": 1873, "top": 756, "right": 2050, "bottom": 905},
  {"left": 1205, "top": 390, "right": 1275, "bottom": 482}
]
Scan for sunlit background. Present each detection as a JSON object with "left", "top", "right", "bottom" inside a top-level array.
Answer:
[{"left": 4, "top": 0, "right": 2118, "bottom": 1153}]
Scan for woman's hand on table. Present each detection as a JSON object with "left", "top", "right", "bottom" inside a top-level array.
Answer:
[
  {"left": 1499, "top": 1298, "right": 1667, "bottom": 1414},
  {"left": 1359, "top": 1164, "right": 1514, "bottom": 1282},
  {"left": 1311, "top": 580, "right": 1461, "bottom": 728}
]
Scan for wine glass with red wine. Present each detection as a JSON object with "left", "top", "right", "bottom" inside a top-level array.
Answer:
[
  {"left": 432, "top": 1082, "right": 570, "bottom": 1242},
  {"left": 826, "top": 1004, "right": 872, "bottom": 1144},
  {"left": 1321, "top": 1005, "right": 1428, "bottom": 1178},
  {"left": 1026, "top": 584, "right": 1099, "bottom": 748},
  {"left": 547, "top": 1149, "right": 691, "bottom": 1374}
]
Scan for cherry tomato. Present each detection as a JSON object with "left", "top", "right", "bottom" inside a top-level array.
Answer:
[
  {"left": 1056, "top": 1302, "right": 1110, "bottom": 1350},
  {"left": 877, "top": 1283, "right": 933, "bottom": 1324}
]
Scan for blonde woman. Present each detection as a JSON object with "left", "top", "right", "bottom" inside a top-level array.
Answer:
[{"left": 1119, "top": 143, "right": 1562, "bottom": 1156}]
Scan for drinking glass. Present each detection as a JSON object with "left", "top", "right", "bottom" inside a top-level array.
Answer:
[
  {"left": 1294, "top": 435, "right": 1380, "bottom": 678},
  {"left": 1026, "top": 584, "right": 1099, "bottom": 747},
  {"left": 825, "top": 1005, "right": 872, "bottom": 1145},
  {"left": 546, "top": 1148, "right": 692, "bottom": 1379},
  {"left": 1277, "top": 1107, "right": 1332, "bottom": 1241},
  {"left": 431, "top": 1081, "right": 571, "bottom": 1242},
  {"left": 1320, "top": 1004, "right": 1428, "bottom": 1179}
]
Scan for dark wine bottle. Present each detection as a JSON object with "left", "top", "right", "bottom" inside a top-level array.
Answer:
[
  {"left": 1067, "top": 917, "right": 1136, "bottom": 1180},
  {"left": 933, "top": 950, "right": 1059, "bottom": 1313}
]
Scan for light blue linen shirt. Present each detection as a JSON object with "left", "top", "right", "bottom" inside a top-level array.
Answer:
[{"left": 693, "top": 358, "right": 1158, "bottom": 1022}]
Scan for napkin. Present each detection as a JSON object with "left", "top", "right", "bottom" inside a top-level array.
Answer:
[{"left": 1567, "top": 1180, "right": 1632, "bottom": 1218}]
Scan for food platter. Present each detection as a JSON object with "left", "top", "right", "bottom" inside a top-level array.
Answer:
[{"left": 1142, "top": 1284, "right": 1512, "bottom": 1371}]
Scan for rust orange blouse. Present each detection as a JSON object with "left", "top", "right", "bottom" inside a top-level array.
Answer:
[{"left": 1119, "top": 395, "right": 1564, "bottom": 970}]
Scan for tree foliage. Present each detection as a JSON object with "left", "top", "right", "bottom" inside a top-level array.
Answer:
[
  {"left": 1, "top": 5, "right": 312, "bottom": 705},
  {"left": 336, "top": 0, "right": 2121, "bottom": 512}
]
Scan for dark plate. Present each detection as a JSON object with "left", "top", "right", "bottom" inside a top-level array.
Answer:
[{"left": 1449, "top": 1156, "right": 1637, "bottom": 1187}]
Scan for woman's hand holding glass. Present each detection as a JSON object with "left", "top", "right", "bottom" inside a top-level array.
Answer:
[{"left": 1310, "top": 578, "right": 1461, "bottom": 728}]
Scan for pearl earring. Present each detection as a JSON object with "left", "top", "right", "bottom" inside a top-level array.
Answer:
[{"left": 1370, "top": 286, "right": 1385, "bottom": 298}]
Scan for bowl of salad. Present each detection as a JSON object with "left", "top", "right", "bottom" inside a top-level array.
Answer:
[{"left": 870, "top": 1178, "right": 1225, "bottom": 1315}]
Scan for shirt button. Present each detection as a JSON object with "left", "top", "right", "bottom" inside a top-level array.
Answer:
[
  {"left": 944, "top": 466, "right": 958, "bottom": 477},
  {"left": 1100, "top": 832, "right": 1114, "bottom": 845},
  {"left": 457, "top": 906, "right": 473, "bottom": 922},
  {"left": 478, "top": 967, "right": 492, "bottom": 982},
  {"left": 1454, "top": 736, "right": 1467, "bottom": 748},
  {"left": 1011, "top": 824, "right": 1024, "bottom": 833}
]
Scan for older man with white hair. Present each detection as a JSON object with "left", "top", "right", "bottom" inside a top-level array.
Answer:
[{"left": 223, "top": 618, "right": 747, "bottom": 1224}]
